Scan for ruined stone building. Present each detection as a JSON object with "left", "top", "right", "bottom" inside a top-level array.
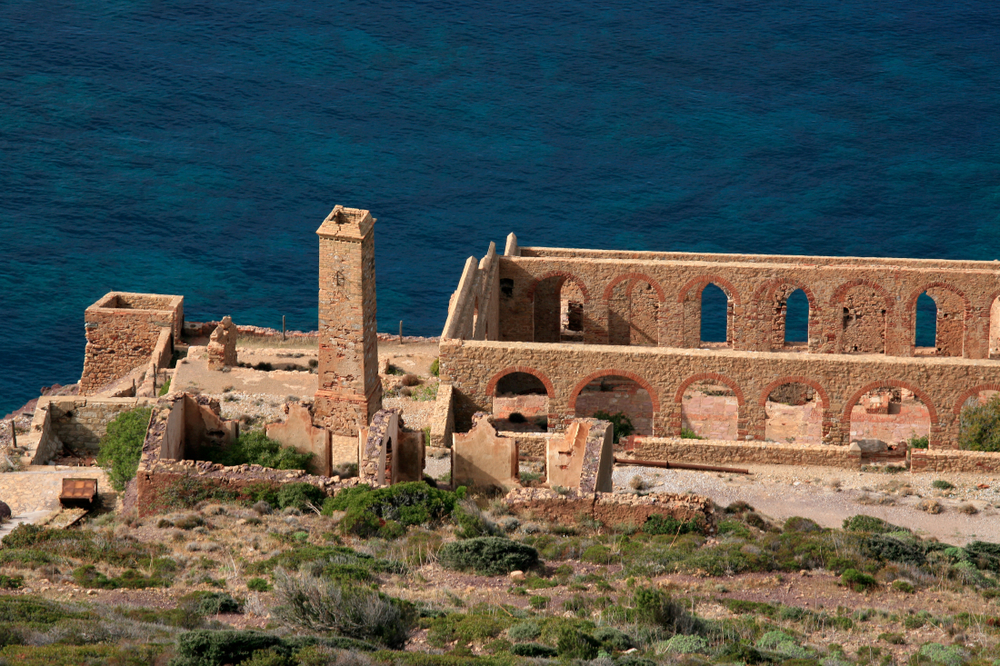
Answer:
[{"left": 436, "top": 234, "right": 1000, "bottom": 454}]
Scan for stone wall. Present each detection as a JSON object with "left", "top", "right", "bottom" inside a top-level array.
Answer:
[
  {"left": 505, "top": 487, "right": 715, "bottom": 530},
  {"left": 80, "top": 292, "right": 183, "bottom": 395},
  {"left": 627, "top": 436, "right": 864, "bottom": 468},
  {"left": 428, "top": 383, "right": 455, "bottom": 448},
  {"left": 439, "top": 338, "right": 1000, "bottom": 448},
  {"left": 441, "top": 241, "right": 501, "bottom": 342},
  {"left": 46, "top": 397, "right": 154, "bottom": 454},
  {"left": 495, "top": 245, "right": 999, "bottom": 359},
  {"left": 910, "top": 449, "right": 1000, "bottom": 473}
]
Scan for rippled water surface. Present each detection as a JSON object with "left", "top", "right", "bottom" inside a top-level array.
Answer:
[{"left": 2, "top": 1, "right": 999, "bottom": 414}]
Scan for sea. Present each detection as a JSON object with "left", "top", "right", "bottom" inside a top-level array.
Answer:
[{"left": 2, "top": 1, "right": 999, "bottom": 416}]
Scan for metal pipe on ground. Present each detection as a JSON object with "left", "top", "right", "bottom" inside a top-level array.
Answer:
[{"left": 614, "top": 457, "right": 750, "bottom": 475}]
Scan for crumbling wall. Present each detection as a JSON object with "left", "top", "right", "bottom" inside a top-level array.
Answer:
[
  {"left": 428, "top": 383, "right": 455, "bottom": 448},
  {"left": 207, "top": 316, "right": 238, "bottom": 370},
  {"left": 628, "top": 437, "right": 864, "bottom": 468},
  {"left": 358, "top": 409, "right": 399, "bottom": 485},
  {"left": 453, "top": 413, "right": 519, "bottom": 489},
  {"left": 505, "top": 487, "right": 715, "bottom": 530},
  {"left": 911, "top": 449, "right": 1000, "bottom": 473},
  {"left": 266, "top": 402, "right": 332, "bottom": 477},
  {"left": 546, "top": 418, "right": 613, "bottom": 493},
  {"left": 441, "top": 241, "right": 500, "bottom": 341},
  {"left": 45, "top": 397, "right": 153, "bottom": 454},
  {"left": 80, "top": 292, "right": 183, "bottom": 394}
]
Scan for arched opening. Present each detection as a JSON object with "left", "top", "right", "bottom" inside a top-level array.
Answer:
[
  {"left": 764, "top": 383, "right": 822, "bottom": 444},
  {"left": 839, "top": 286, "right": 888, "bottom": 354},
  {"left": 681, "top": 380, "right": 738, "bottom": 440},
  {"left": 784, "top": 289, "right": 809, "bottom": 347},
  {"left": 849, "top": 386, "right": 930, "bottom": 449},
  {"left": 700, "top": 284, "right": 729, "bottom": 346},
  {"left": 492, "top": 372, "right": 549, "bottom": 432},
  {"left": 574, "top": 375, "right": 653, "bottom": 436},
  {"left": 914, "top": 292, "right": 937, "bottom": 354},
  {"left": 533, "top": 275, "right": 587, "bottom": 343},
  {"left": 560, "top": 280, "right": 586, "bottom": 342}
]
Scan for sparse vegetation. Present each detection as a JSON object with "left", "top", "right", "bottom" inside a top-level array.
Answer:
[
  {"left": 591, "top": 410, "right": 634, "bottom": 443},
  {"left": 959, "top": 393, "right": 1000, "bottom": 452},
  {"left": 680, "top": 427, "right": 704, "bottom": 439},
  {"left": 202, "top": 429, "right": 314, "bottom": 471},
  {"left": 96, "top": 406, "right": 152, "bottom": 491}
]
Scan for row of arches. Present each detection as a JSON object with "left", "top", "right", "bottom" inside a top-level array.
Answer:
[
  {"left": 526, "top": 272, "right": 994, "bottom": 357},
  {"left": 485, "top": 367, "right": 1000, "bottom": 447}
]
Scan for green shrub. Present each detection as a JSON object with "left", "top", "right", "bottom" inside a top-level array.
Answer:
[
  {"left": 437, "top": 537, "right": 539, "bottom": 576},
  {"left": 169, "top": 630, "right": 286, "bottom": 666},
  {"left": 326, "top": 482, "right": 458, "bottom": 539},
  {"left": 917, "top": 642, "right": 969, "bottom": 666},
  {"left": 556, "top": 626, "right": 599, "bottom": 660},
  {"left": 0, "top": 575, "right": 23, "bottom": 590},
  {"left": 430, "top": 358, "right": 440, "bottom": 377},
  {"left": 959, "top": 394, "right": 1000, "bottom": 452},
  {"left": 452, "top": 500, "right": 500, "bottom": 539},
  {"left": 593, "top": 626, "right": 632, "bottom": 651},
  {"left": 842, "top": 515, "right": 905, "bottom": 534},
  {"left": 246, "top": 544, "right": 403, "bottom": 579},
  {"left": 276, "top": 483, "right": 324, "bottom": 511},
  {"left": 660, "top": 634, "right": 708, "bottom": 654},
  {"left": 784, "top": 516, "right": 822, "bottom": 533},
  {"left": 880, "top": 632, "right": 906, "bottom": 644},
  {"left": 862, "top": 534, "right": 926, "bottom": 566},
  {"left": 96, "top": 406, "right": 151, "bottom": 491},
  {"left": 581, "top": 544, "right": 615, "bottom": 564},
  {"left": 158, "top": 377, "right": 172, "bottom": 396},
  {"left": 272, "top": 571, "right": 411, "bottom": 648},
  {"left": 510, "top": 643, "right": 557, "bottom": 657},
  {"left": 643, "top": 513, "right": 703, "bottom": 536},
  {"left": 892, "top": 580, "right": 915, "bottom": 593},
  {"left": 0, "top": 596, "right": 92, "bottom": 626},
  {"left": 633, "top": 587, "right": 701, "bottom": 634},
  {"left": 528, "top": 595, "right": 548, "bottom": 609},
  {"left": 908, "top": 434, "right": 929, "bottom": 449},
  {"left": 592, "top": 410, "right": 634, "bottom": 443},
  {"left": 180, "top": 591, "right": 241, "bottom": 615},
  {"left": 932, "top": 479, "right": 954, "bottom": 490},
  {"left": 724, "top": 599, "right": 778, "bottom": 617},
  {"left": 0, "top": 644, "right": 164, "bottom": 666},
  {"left": 841, "top": 568, "right": 877, "bottom": 592},
  {"left": 507, "top": 621, "right": 540, "bottom": 642},
  {"left": 247, "top": 577, "right": 272, "bottom": 592},
  {"left": 680, "top": 427, "right": 704, "bottom": 439},
  {"left": 203, "top": 430, "right": 314, "bottom": 471},
  {"left": 72, "top": 565, "right": 170, "bottom": 590}
]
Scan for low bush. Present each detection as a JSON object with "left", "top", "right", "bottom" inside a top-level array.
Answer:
[
  {"left": 660, "top": 634, "right": 708, "bottom": 654},
  {"left": 96, "top": 406, "right": 152, "bottom": 491},
  {"left": 958, "top": 393, "right": 1000, "bottom": 452},
  {"left": 842, "top": 515, "right": 905, "bottom": 534},
  {"left": 272, "top": 570, "right": 412, "bottom": 648},
  {"left": 452, "top": 499, "right": 500, "bottom": 539},
  {"left": 0, "top": 644, "right": 164, "bottom": 666},
  {"left": 507, "top": 621, "right": 540, "bottom": 642},
  {"left": 644, "top": 513, "right": 703, "bottom": 536},
  {"left": 430, "top": 358, "right": 440, "bottom": 376},
  {"left": 180, "top": 591, "right": 241, "bottom": 615},
  {"left": 510, "top": 642, "right": 557, "bottom": 657},
  {"left": 203, "top": 430, "right": 314, "bottom": 471},
  {"left": 680, "top": 428, "right": 704, "bottom": 439},
  {"left": 247, "top": 577, "right": 272, "bottom": 592},
  {"left": 437, "top": 537, "right": 539, "bottom": 576},
  {"left": 556, "top": 626, "right": 599, "bottom": 659},
  {"left": 324, "top": 482, "right": 458, "bottom": 539},
  {"left": 0, "top": 596, "right": 92, "bottom": 626},
  {"left": 426, "top": 612, "right": 511, "bottom": 647},
  {"left": 784, "top": 516, "right": 822, "bottom": 533},
  {"left": 592, "top": 410, "right": 634, "bottom": 443},
  {"left": 276, "top": 483, "right": 324, "bottom": 512},
  {"left": 633, "top": 587, "right": 702, "bottom": 634},
  {"left": 841, "top": 568, "right": 877, "bottom": 592},
  {"left": 932, "top": 479, "right": 955, "bottom": 490},
  {"left": 169, "top": 630, "right": 287, "bottom": 666},
  {"left": 246, "top": 544, "right": 403, "bottom": 581},
  {"left": 72, "top": 565, "right": 171, "bottom": 590}
]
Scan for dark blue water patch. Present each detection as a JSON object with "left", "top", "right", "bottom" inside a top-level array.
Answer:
[{"left": 2, "top": 0, "right": 999, "bottom": 415}]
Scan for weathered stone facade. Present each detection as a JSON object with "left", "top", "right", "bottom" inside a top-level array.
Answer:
[
  {"left": 313, "top": 206, "right": 382, "bottom": 442},
  {"left": 80, "top": 292, "right": 183, "bottom": 395},
  {"left": 206, "top": 316, "right": 237, "bottom": 370},
  {"left": 440, "top": 237, "right": 1000, "bottom": 451}
]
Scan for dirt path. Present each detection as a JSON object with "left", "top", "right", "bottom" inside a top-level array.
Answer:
[{"left": 613, "top": 463, "right": 1000, "bottom": 545}]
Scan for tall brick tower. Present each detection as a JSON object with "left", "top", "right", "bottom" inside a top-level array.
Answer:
[{"left": 314, "top": 206, "right": 382, "bottom": 454}]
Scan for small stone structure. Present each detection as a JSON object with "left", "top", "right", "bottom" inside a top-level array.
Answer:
[
  {"left": 80, "top": 292, "right": 183, "bottom": 395},
  {"left": 206, "top": 316, "right": 237, "bottom": 370},
  {"left": 358, "top": 409, "right": 424, "bottom": 485},
  {"left": 452, "top": 414, "right": 519, "bottom": 488},
  {"left": 505, "top": 487, "right": 715, "bottom": 530},
  {"left": 546, "top": 418, "right": 613, "bottom": 493}
]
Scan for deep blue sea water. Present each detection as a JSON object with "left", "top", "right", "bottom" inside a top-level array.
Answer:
[{"left": 2, "top": 1, "right": 999, "bottom": 416}]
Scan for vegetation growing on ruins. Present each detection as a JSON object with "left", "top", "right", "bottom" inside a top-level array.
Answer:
[
  {"left": 591, "top": 410, "right": 634, "bottom": 443},
  {"left": 203, "top": 430, "right": 314, "bottom": 470},
  {"left": 958, "top": 393, "right": 1000, "bottom": 452},
  {"left": 96, "top": 406, "right": 152, "bottom": 491}
]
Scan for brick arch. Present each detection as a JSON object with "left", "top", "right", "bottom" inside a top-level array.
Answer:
[
  {"left": 750, "top": 278, "right": 820, "bottom": 316},
  {"left": 757, "top": 376, "right": 830, "bottom": 410},
  {"left": 829, "top": 279, "right": 895, "bottom": 313},
  {"left": 905, "top": 282, "right": 971, "bottom": 321},
  {"left": 840, "top": 380, "right": 938, "bottom": 431},
  {"left": 485, "top": 366, "right": 555, "bottom": 399},
  {"left": 982, "top": 289, "right": 1000, "bottom": 316},
  {"left": 952, "top": 383, "right": 1000, "bottom": 416},
  {"left": 602, "top": 273, "right": 666, "bottom": 303},
  {"left": 677, "top": 275, "right": 742, "bottom": 306},
  {"left": 525, "top": 271, "right": 591, "bottom": 302},
  {"left": 567, "top": 370, "right": 660, "bottom": 412},
  {"left": 673, "top": 372, "right": 746, "bottom": 406}
]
